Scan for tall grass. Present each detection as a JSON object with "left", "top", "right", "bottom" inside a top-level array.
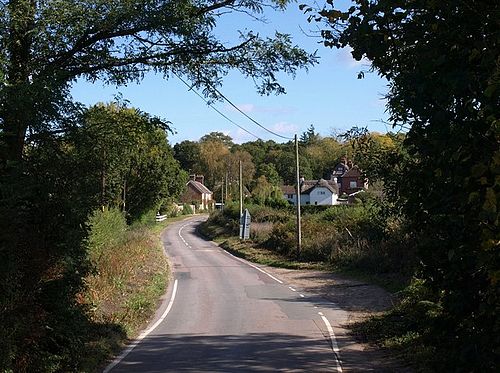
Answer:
[{"left": 80, "top": 207, "right": 169, "bottom": 371}]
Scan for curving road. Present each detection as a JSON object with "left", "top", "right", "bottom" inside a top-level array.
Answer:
[{"left": 105, "top": 215, "right": 350, "bottom": 372}]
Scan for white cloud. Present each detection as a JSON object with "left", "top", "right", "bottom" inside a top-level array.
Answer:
[
  {"left": 227, "top": 103, "right": 255, "bottom": 113},
  {"left": 271, "top": 121, "right": 299, "bottom": 135},
  {"left": 336, "top": 47, "right": 370, "bottom": 68},
  {"left": 231, "top": 128, "right": 257, "bottom": 144}
]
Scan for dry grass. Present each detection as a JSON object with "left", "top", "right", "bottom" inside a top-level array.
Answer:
[{"left": 85, "top": 228, "right": 169, "bottom": 335}]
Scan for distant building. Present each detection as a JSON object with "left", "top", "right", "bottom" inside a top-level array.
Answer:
[
  {"left": 331, "top": 158, "right": 367, "bottom": 195},
  {"left": 282, "top": 179, "right": 339, "bottom": 206},
  {"left": 180, "top": 175, "right": 213, "bottom": 210}
]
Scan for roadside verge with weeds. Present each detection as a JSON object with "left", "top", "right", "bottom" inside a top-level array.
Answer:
[{"left": 78, "top": 208, "right": 173, "bottom": 371}]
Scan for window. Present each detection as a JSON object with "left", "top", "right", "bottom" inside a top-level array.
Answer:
[
  {"left": 287, "top": 194, "right": 293, "bottom": 199},
  {"left": 319, "top": 191, "right": 326, "bottom": 195},
  {"left": 350, "top": 181, "right": 357, "bottom": 188}
]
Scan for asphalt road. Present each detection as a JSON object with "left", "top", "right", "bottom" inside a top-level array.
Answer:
[{"left": 105, "top": 215, "right": 349, "bottom": 372}]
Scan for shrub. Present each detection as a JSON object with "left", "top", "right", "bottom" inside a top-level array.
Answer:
[
  {"left": 182, "top": 204, "right": 193, "bottom": 215},
  {"left": 250, "top": 222, "right": 274, "bottom": 243},
  {"left": 86, "top": 207, "right": 127, "bottom": 260}
]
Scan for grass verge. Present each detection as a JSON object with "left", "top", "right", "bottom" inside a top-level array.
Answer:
[
  {"left": 199, "top": 218, "right": 407, "bottom": 293},
  {"left": 80, "top": 216, "right": 187, "bottom": 371}
]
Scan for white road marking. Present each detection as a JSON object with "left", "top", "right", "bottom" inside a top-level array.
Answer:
[
  {"left": 289, "top": 286, "right": 297, "bottom": 292},
  {"left": 178, "top": 224, "right": 193, "bottom": 249},
  {"left": 300, "top": 294, "right": 305, "bottom": 298},
  {"left": 224, "top": 251, "right": 283, "bottom": 284},
  {"left": 103, "top": 279, "right": 179, "bottom": 373},
  {"left": 319, "top": 312, "right": 342, "bottom": 373}
]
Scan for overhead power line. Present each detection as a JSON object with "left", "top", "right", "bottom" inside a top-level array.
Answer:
[
  {"left": 212, "top": 86, "right": 294, "bottom": 141},
  {"left": 174, "top": 73, "right": 260, "bottom": 140}
]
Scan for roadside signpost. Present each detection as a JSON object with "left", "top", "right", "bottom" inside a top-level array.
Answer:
[{"left": 239, "top": 208, "right": 251, "bottom": 240}]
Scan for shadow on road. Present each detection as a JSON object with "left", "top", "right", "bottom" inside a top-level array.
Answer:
[{"left": 111, "top": 332, "right": 406, "bottom": 372}]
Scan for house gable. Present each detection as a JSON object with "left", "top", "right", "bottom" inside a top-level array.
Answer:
[{"left": 180, "top": 178, "right": 213, "bottom": 210}]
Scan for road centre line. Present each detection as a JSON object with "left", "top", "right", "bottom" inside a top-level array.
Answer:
[
  {"left": 319, "top": 312, "right": 342, "bottom": 373},
  {"left": 178, "top": 222, "right": 283, "bottom": 284},
  {"left": 103, "top": 279, "right": 179, "bottom": 372}
]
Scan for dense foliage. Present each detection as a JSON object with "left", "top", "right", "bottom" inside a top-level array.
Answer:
[
  {"left": 0, "top": 102, "right": 185, "bottom": 370},
  {"left": 204, "top": 197, "right": 415, "bottom": 285},
  {"left": 306, "top": 0, "right": 499, "bottom": 369},
  {"left": 0, "top": 1, "right": 318, "bottom": 370}
]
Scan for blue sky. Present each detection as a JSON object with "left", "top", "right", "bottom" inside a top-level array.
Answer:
[{"left": 70, "top": 1, "right": 390, "bottom": 145}]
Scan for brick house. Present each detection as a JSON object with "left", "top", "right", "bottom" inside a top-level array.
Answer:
[
  {"left": 331, "top": 159, "right": 367, "bottom": 195},
  {"left": 180, "top": 175, "right": 213, "bottom": 210}
]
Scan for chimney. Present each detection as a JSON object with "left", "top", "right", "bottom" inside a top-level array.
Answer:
[{"left": 195, "top": 175, "right": 205, "bottom": 185}]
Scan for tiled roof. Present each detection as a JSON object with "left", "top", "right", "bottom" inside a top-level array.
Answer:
[
  {"left": 187, "top": 180, "right": 212, "bottom": 195},
  {"left": 281, "top": 185, "right": 296, "bottom": 195},
  {"left": 342, "top": 166, "right": 362, "bottom": 177},
  {"left": 281, "top": 179, "right": 339, "bottom": 195}
]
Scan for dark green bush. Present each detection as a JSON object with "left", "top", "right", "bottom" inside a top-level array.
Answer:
[{"left": 86, "top": 207, "right": 127, "bottom": 260}]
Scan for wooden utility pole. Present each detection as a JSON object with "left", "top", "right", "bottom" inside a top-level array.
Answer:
[
  {"left": 295, "top": 134, "right": 302, "bottom": 257},
  {"left": 225, "top": 171, "right": 228, "bottom": 202},
  {"left": 239, "top": 160, "right": 243, "bottom": 217},
  {"left": 221, "top": 177, "right": 224, "bottom": 210}
]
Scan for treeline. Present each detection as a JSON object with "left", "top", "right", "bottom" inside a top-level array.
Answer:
[
  {"left": 1, "top": 1, "right": 316, "bottom": 370},
  {"left": 172, "top": 126, "right": 402, "bottom": 204},
  {"left": 0, "top": 101, "right": 185, "bottom": 370}
]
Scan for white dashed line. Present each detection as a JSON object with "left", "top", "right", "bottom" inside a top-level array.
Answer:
[
  {"left": 300, "top": 294, "right": 305, "bottom": 298},
  {"left": 289, "top": 286, "right": 297, "bottom": 292}
]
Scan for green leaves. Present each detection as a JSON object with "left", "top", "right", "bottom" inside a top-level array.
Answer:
[{"left": 306, "top": 0, "right": 500, "bottom": 369}]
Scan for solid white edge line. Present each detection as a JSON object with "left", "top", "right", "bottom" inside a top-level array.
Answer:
[
  {"left": 319, "top": 314, "right": 342, "bottom": 373},
  {"left": 103, "top": 279, "right": 179, "bottom": 373},
  {"left": 224, "top": 251, "right": 283, "bottom": 284}
]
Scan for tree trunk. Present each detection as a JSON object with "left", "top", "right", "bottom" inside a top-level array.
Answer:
[{"left": 1, "top": 0, "right": 36, "bottom": 166}]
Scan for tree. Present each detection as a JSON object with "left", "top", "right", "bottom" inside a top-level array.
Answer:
[
  {"left": 257, "top": 162, "right": 282, "bottom": 186},
  {"left": 0, "top": 0, "right": 317, "bottom": 166},
  {"left": 299, "top": 124, "right": 320, "bottom": 145},
  {"left": 199, "top": 139, "right": 230, "bottom": 189},
  {"left": 173, "top": 140, "right": 202, "bottom": 173},
  {"left": 310, "top": 0, "right": 499, "bottom": 369},
  {"left": 74, "top": 102, "right": 186, "bottom": 220},
  {"left": 304, "top": 136, "right": 343, "bottom": 178},
  {"left": 273, "top": 149, "right": 312, "bottom": 185},
  {"left": 200, "top": 131, "right": 234, "bottom": 148},
  {"left": 226, "top": 149, "right": 256, "bottom": 187},
  {"left": 237, "top": 139, "right": 278, "bottom": 166}
]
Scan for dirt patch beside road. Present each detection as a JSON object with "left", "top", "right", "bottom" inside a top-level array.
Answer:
[{"left": 262, "top": 267, "right": 412, "bottom": 372}]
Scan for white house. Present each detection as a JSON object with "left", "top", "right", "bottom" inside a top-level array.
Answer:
[{"left": 281, "top": 179, "right": 339, "bottom": 206}]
